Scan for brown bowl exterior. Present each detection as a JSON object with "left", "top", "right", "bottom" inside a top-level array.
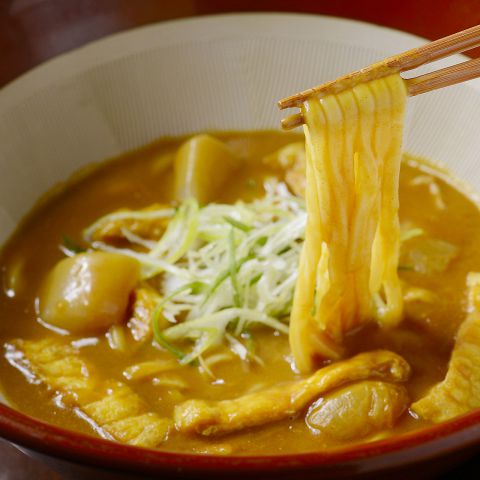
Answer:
[{"left": 1, "top": 400, "right": 480, "bottom": 479}]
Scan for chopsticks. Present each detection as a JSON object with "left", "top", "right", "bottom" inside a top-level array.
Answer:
[{"left": 278, "top": 24, "right": 480, "bottom": 130}]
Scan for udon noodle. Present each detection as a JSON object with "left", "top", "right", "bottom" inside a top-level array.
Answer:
[{"left": 290, "top": 74, "right": 407, "bottom": 372}]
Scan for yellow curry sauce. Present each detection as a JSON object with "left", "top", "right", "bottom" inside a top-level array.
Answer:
[{"left": 1, "top": 131, "right": 479, "bottom": 454}]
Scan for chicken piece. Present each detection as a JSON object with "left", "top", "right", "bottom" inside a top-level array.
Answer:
[
  {"left": 306, "top": 381, "right": 408, "bottom": 441},
  {"left": 5, "top": 339, "right": 172, "bottom": 447},
  {"left": 412, "top": 272, "right": 480, "bottom": 422},
  {"left": 175, "top": 350, "right": 410, "bottom": 436},
  {"left": 263, "top": 142, "right": 306, "bottom": 197},
  {"left": 174, "top": 134, "right": 240, "bottom": 204},
  {"left": 39, "top": 252, "right": 140, "bottom": 334},
  {"left": 87, "top": 204, "right": 172, "bottom": 243}
]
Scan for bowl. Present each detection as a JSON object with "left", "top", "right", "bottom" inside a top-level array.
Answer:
[{"left": 1, "top": 13, "right": 480, "bottom": 479}]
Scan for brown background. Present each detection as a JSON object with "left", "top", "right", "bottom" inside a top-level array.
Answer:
[
  {"left": 1, "top": 0, "right": 480, "bottom": 88},
  {"left": 1, "top": 0, "right": 480, "bottom": 478}
]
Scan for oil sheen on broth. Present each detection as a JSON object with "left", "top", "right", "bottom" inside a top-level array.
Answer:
[{"left": 0, "top": 130, "right": 480, "bottom": 455}]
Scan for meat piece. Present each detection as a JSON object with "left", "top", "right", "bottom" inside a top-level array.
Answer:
[
  {"left": 86, "top": 203, "right": 172, "bottom": 243},
  {"left": 127, "top": 286, "right": 163, "bottom": 343},
  {"left": 5, "top": 339, "right": 172, "bottom": 447},
  {"left": 174, "top": 350, "right": 410, "bottom": 436},
  {"left": 263, "top": 142, "right": 306, "bottom": 197},
  {"left": 306, "top": 381, "right": 408, "bottom": 441},
  {"left": 412, "top": 272, "right": 480, "bottom": 422}
]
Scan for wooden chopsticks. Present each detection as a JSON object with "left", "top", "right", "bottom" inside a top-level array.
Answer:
[{"left": 278, "top": 24, "right": 480, "bottom": 130}]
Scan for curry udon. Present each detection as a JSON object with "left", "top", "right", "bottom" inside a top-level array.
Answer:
[{"left": 1, "top": 76, "right": 480, "bottom": 455}]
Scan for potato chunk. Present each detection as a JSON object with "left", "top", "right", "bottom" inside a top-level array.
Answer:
[
  {"left": 174, "top": 134, "right": 239, "bottom": 204},
  {"left": 306, "top": 381, "right": 408, "bottom": 441},
  {"left": 39, "top": 252, "right": 140, "bottom": 333}
]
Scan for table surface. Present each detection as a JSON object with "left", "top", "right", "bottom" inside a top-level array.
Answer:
[
  {"left": 1, "top": 440, "right": 61, "bottom": 479},
  {"left": 1, "top": 438, "right": 480, "bottom": 479},
  {"left": 1, "top": 0, "right": 480, "bottom": 478}
]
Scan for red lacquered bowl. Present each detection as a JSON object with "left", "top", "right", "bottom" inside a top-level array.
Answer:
[
  {"left": 1, "top": 8, "right": 480, "bottom": 479},
  {"left": 1, "top": 402, "right": 480, "bottom": 479}
]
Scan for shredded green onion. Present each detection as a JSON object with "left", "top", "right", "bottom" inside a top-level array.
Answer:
[
  {"left": 401, "top": 228, "right": 425, "bottom": 242},
  {"left": 84, "top": 179, "right": 425, "bottom": 363},
  {"left": 224, "top": 216, "right": 252, "bottom": 232},
  {"left": 61, "top": 235, "right": 86, "bottom": 255},
  {"left": 228, "top": 228, "right": 242, "bottom": 307}
]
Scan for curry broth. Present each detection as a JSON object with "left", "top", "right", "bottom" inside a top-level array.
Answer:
[{"left": 1, "top": 131, "right": 480, "bottom": 454}]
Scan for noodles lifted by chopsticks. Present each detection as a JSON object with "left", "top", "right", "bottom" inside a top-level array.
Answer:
[{"left": 290, "top": 74, "right": 407, "bottom": 372}]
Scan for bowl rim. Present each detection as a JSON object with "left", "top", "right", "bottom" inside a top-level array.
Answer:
[
  {"left": 1, "top": 11, "right": 480, "bottom": 475},
  {"left": 1, "top": 400, "right": 480, "bottom": 475}
]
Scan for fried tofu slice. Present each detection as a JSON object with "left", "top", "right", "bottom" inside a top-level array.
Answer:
[
  {"left": 107, "top": 412, "right": 171, "bottom": 447},
  {"left": 86, "top": 204, "right": 172, "bottom": 243},
  {"left": 82, "top": 381, "right": 171, "bottom": 446},
  {"left": 412, "top": 272, "right": 480, "bottom": 422},
  {"left": 127, "top": 287, "right": 162, "bottom": 343},
  {"left": 175, "top": 350, "right": 410, "bottom": 436},
  {"left": 5, "top": 339, "right": 172, "bottom": 447}
]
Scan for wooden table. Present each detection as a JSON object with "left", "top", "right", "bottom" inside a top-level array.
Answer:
[
  {"left": 0, "top": 440, "right": 61, "bottom": 479},
  {"left": 1, "top": 0, "right": 480, "bottom": 478}
]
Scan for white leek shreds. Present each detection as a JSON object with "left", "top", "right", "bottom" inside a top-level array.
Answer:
[
  {"left": 162, "top": 308, "right": 288, "bottom": 365},
  {"left": 149, "top": 199, "right": 199, "bottom": 263},
  {"left": 84, "top": 180, "right": 305, "bottom": 362}
]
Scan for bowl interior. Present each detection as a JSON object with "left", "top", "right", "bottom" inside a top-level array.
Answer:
[{"left": 1, "top": 14, "right": 480, "bottom": 250}]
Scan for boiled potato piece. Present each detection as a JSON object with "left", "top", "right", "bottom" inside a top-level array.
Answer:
[
  {"left": 306, "top": 381, "right": 408, "bottom": 441},
  {"left": 39, "top": 252, "right": 140, "bottom": 333},
  {"left": 174, "top": 134, "right": 239, "bottom": 204}
]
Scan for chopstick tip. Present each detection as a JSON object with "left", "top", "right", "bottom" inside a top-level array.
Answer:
[{"left": 281, "top": 112, "right": 304, "bottom": 130}]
